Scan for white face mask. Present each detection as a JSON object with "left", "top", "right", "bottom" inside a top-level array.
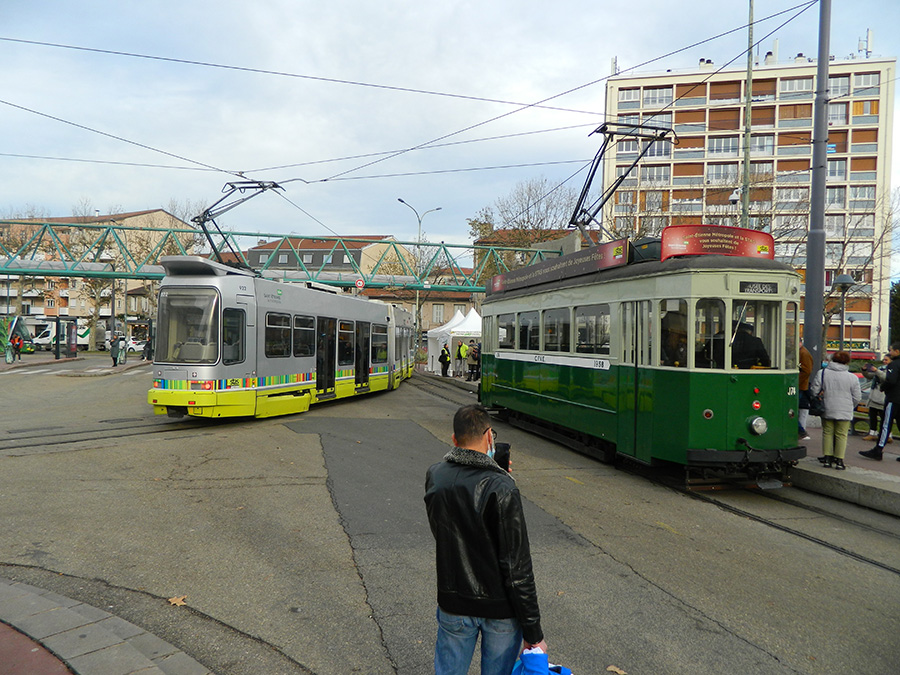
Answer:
[{"left": 487, "top": 432, "right": 496, "bottom": 459}]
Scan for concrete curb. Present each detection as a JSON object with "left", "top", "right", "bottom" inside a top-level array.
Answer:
[
  {"left": 0, "top": 577, "right": 211, "bottom": 675},
  {"left": 791, "top": 457, "right": 900, "bottom": 517}
]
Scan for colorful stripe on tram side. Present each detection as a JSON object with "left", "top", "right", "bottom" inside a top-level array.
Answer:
[{"left": 151, "top": 366, "right": 398, "bottom": 418}]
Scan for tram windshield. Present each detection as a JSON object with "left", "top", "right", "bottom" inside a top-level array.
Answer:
[
  {"left": 156, "top": 288, "right": 219, "bottom": 364},
  {"left": 695, "top": 299, "right": 779, "bottom": 369}
]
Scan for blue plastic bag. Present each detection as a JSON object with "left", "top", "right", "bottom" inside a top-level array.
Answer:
[{"left": 511, "top": 648, "right": 572, "bottom": 675}]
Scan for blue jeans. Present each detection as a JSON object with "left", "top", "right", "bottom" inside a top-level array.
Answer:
[{"left": 434, "top": 607, "right": 522, "bottom": 675}]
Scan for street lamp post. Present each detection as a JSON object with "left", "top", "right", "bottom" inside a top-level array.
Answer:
[
  {"left": 99, "top": 255, "right": 116, "bottom": 349},
  {"left": 848, "top": 317, "right": 856, "bottom": 356},
  {"left": 833, "top": 273, "right": 855, "bottom": 353},
  {"left": 397, "top": 198, "right": 441, "bottom": 356}
]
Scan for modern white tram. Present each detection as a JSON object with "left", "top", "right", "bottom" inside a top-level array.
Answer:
[{"left": 148, "top": 257, "right": 415, "bottom": 418}]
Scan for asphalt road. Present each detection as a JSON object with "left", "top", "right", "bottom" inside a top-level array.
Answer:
[{"left": 1, "top": 363, "right": 898, "bottom": 674}]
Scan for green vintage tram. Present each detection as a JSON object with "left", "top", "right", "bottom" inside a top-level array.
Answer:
[{"left": 479, "top": 227, "right": 805, "bottom": 487}]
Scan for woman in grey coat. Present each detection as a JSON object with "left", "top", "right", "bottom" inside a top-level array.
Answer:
[{"left": 810, "top": 351, "right": 862, "bottom": 469}]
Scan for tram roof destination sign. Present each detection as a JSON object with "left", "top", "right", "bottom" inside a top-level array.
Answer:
[
  {"left": 488, "top": 238, "right": 629, "bottom": 294},
  {"left": 660, "top": 225, "right": 775, "bottom": 262}
]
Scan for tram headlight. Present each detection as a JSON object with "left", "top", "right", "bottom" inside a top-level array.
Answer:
[{"left": 748, "top": 416, "right": 768, "bottom": 435}]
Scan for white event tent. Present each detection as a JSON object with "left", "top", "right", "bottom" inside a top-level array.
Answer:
[{"left": 426, "top": 308, "right": 482, "bottom": 375}]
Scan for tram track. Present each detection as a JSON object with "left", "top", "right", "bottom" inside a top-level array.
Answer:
[
  {"left": 410, "top": 375, "right": 900, "bottom": 578},
  {"left": 0, "top": 416, "right": 242, "bottom": 455}
]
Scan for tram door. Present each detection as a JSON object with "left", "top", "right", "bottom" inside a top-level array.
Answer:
[
  {"left": 355, "top": 322, "right": 370, "bottom": 389},
  {"left": 316, "top": 317, "right": 337, "bottom": 396},
  {"left": 619, "top": 300, "right": 654, "bottom": 463}
]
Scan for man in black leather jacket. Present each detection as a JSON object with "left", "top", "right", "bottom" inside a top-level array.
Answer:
[{"left": 425, "top": 404, "right": 545, "bottom": 674}]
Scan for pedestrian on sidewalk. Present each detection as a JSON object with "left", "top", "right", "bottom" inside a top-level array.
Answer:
[
  {"left": 10, "top": 334, "right": 23, "bottom": 361},
  {"left": 861, "top": 343, "right": 900, "bottom": 462},
  {"left": 110, "top": 335, "right": 120, "bottom": 367},
  {"left": 439, "top": 343, "right": 451, "bottom": 377},
  {"left": 863, "top": 354, "right": 892, "bottom": 442},
  {"left": 810, "top": 351, "right": 861, "bottom": 470},
  {"left": 798, "top": 341, "right": 813, "bottom": 440}
]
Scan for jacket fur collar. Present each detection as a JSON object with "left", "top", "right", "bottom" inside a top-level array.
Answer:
[{"left": 444, "top": 447, "right": 512, "bottom": 478}]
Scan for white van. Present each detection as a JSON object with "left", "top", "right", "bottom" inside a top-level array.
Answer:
[{"left": 33, "top": 322, "right": 91, "bottom": 351}]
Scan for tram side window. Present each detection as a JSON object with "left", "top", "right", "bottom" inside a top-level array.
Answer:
[
  {"left": 695, "top": 299, "right": 727, "bottom": 369},
  {"left": 223, "top": 308, "right": 245, "bottom": 365},
  {"left": 372, "top": 324, "right": 388, "bottom": 364},
  {"left": 338, "top": 320, "right": 355, "bottom": 366},
  {"left": 293, "top": 315, "right": 315, "bottom": 357},
  {"left": 575, "top": 304, "right": 610, "bottom": 355},
  {"left": 518, "top": 311, "right": 540, "bottom": 351},
  {"left": 497, "top": 314, "right": 515, "bottom": 349},
  {"left": 265, "top": 312, "right": 291, "bottom": 357},
  {"left": 785, "top": 302, "right": 798, "bottom": 370},
  {"left": 156, "top": 288, "right": 219, "bottom": 364},
  {"left": 543, "top": 308, "right": 570, "bottom": 352},
  {"left": 660, "top": 300, "right": 689, "bottom": 367},
  {"left": 731, "top": 301, "right": 775, "bottom": 369}
]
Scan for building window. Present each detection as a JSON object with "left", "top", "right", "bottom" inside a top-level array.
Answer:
[
  {"left": 640, "top": 165, "right": 670, "bottom": 184},
  {"left": 302, "top": 254, "right": 313, "bottom": 264},
  {"left": 643, "top": 112, "right": 672, "bottom": 128},
  {"left": 750, "top": 135, "right": 775, "bottom": 155},
  {"left": 777, "top": 187, "right": 809, "bottom": 203},
  {"left": 854, "top": 72, "right": 880, "bottom": 88},
  {"left": 850, "top": 185, "right": 876, "bottom": 201},
  {"left": 827, "top": 103, "right": 848, "bottom": 124},
  {"left": 825, "top": 214, "right": 845, "bottom": 238},
  {"left": 259, "top": 253, "right": 269, "bottom": 264},
  {"left": 454, "top": 304, "right": 466, "bottom": 315},
  {"left": 645, "top": 191, "right": 664, "bottom": 211},
  {"left": 827, "top": 159, "right": 847, "bottom": 180},
  {"left": 826, "top": 186, "right": 846, "bottom": 207},
  {"left": 643, "top": 87, "right": 673, "bottom": 107},
  {"left": 432, "top": 304, "right": 444, "bottom": 324},
  {"left": 618, "top": 139, "right": 639, "bottom": 153},
  {"left": 828, "top": 76, "right": 850, "bottom": 97},
  {"left": 278, "top": 254, "right": 288, "bottom": 264},
  {"left": 849, "top": 214, "right": 875, "bottom": 237},
  {"left": 852, "top": 100, "right": 879, "bottom": 116},
  {"left": 343, "top": 254, "right": 352, "bottom": 264},
  {"left": 644, "top": 139, "right": 671, "bottom": 157},
  {"left": 323, "top": 254, "right": 333, "bottom": 264},
  {"left": 780, "top": 77, "right": 813, "bottom": 94},
  {"left": 709, "top": 136, "right": 740, "bottom": 155},
  {"left": 618, "top": 88, "right": 640, "bottom": 102},
  {"left": 750, "top": 161, "right": 774, "bottom": 177},
  {"left": 706, "top": 163, "right": 738, "bottom": 182},
  {"left": 618, "top": 191, "right": 635, "bottom": 205}
]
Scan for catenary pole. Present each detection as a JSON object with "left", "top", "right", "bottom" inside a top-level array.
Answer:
[{"left": 804, "top": 0, "right": 831, "bottom": 373}]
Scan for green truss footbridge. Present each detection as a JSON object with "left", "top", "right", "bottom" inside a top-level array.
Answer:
[{"left": 0, "top": 220, "right": 564, "bottom": 293}]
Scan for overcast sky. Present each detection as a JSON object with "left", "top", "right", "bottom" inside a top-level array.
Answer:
[{"left": 2, "top": 1, "right": 897, "bottom": 250}]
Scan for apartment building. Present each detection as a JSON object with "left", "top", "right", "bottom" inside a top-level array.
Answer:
[{"left": 603, "top": 52, "right": 895, "bottom": 355}]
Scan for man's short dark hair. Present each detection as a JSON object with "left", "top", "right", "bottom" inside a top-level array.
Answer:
[
  {"left": 454, "top": 405, "right": 492, "bottom": 446},
  {"left": 891, "top": 342, "right": 900, "bottom": 353}
]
